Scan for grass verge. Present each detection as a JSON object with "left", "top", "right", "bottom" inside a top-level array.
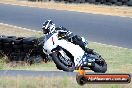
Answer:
[{"left": 0, "top": 76, "right": 131, "bottom": 88}]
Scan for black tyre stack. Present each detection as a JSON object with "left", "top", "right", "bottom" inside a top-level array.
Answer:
[
  {"left": 23, "top": 37, "right": 38, "bottom": 53},
  {"left": 2, "top": 36, "right": 16, "bottom": 56},
  {"left": 0, "top": 35, "right": 47, "bottom": 64},
  {"left": 0, "top": 36, "right": 4, "bottom": 52},
  {"left": 13, "top": 37, "right": 24, "bottom": 52},
  {"left": 53, "top": 0, "right": 132, "bottom": 6},
  {"left": 127, "top": 0, "right": 132, "bottom": 6},
  {"left": 9, "top": 37, "right": 26, "bottom": 61}
]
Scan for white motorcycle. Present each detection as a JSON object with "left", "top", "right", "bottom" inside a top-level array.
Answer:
[{"left": 43, "top": 32, "right": 107, "bottom": 72}]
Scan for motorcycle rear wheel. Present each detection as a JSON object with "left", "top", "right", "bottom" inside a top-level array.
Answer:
[{"left": 90, "top": 55, "right": 107, "bottom": 73}]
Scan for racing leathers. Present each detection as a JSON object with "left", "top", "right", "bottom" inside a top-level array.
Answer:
[{"left": 55, "top": 26, "right": 94, "bottom": 55}]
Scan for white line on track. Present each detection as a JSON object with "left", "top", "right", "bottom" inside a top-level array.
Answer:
[
  {"left": 0, "top": 2, "right": 132, "bottom": 19},
  {"left": 0, "top": 22, "right": 41, "bottom": 33},
  {"left": 91, "top": 42, "right": 132, "bottom": 50},
  {"left": 0, "top": 22, "right": 132, "bottom": 50}
]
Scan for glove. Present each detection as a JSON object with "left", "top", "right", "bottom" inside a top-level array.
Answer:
[{"left": 58, "top": 32, "right": 67, "bottom": 39}]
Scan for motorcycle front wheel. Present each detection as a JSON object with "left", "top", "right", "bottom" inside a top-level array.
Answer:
[{"left": 51, "top": 50, "right": 75, "bottom": 72}]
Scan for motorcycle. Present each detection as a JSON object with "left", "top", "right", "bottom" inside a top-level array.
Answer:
[{"left": 43, "top": 32, "right": 107, "bottom": 73}]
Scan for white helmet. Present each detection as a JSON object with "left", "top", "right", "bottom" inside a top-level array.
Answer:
[{"left": 42, "top": 20, "right": 55, "bottom": 34}]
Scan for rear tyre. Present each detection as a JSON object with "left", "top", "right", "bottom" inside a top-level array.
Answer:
[
  {"left": 110, "top": 0, "right": 117, "bottom": 4},
  {"left": 23, "top": 37, "right": 38, "bottom": 45},
  {"left": 115, "top": 1, "right": 122, "bottom": 5},
  {"left": 127, "top": 0, "right": 132, "bottom": 6},
  {"left": 90, "top": 56, "right": 107, "bottom": 73},
  {"left": 104, "top": 2, "right": 112, "bottom": 5},
  {"left": 75, "top": 0, "right": 85, "bottom": 3},
  {"left": 12, "top": 37, "right": 24, "bottom": 52},
  {"left": 88, "top": 0, "right": 96, "bottom": 3},
  {"left": 7, "top": 36, "right": 16, "bottom": 39}
]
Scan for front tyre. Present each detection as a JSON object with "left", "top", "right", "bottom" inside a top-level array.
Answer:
[{"left": 51, "top": 51, "right": 74, "bottom": 72}]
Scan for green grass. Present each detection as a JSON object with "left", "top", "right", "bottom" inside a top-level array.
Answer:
[
  {"left": 0, "top": 76, "right": 131, "bottom": 88},
  {"left": 0, "top": 42, "right": 132, "bottom": 73},
  {"left": 3, "top": 62, "right": 57, "bottom": 71},
  {"left": 89, "top": 42, "right": 132, "bottom": 73}
]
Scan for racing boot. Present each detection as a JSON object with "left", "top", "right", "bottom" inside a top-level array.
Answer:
[
  {"left": 85, "top": 48, "right": 102, "bottom": 59},
  {"left": 85, "top": 48, "right": 95, "bottom": 55}
]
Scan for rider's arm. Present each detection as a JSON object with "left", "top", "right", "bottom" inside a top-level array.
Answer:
[{"left": 56, "top": 26, "right": 73, "bottom": 39}]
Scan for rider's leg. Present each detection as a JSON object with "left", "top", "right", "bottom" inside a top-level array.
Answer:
[{"left": 72, "top": 35, "right": 95, "bottom": 54}]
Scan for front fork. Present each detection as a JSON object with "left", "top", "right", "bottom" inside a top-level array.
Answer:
[{"left": 80, "top": 54, "right": 96, "bottom": 69}]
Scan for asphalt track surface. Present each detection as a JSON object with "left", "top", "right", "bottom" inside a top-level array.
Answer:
[
  {"left": 0, "top": 70, "right": 131, "bottom": 77},
  {"left": 0, "top": 70, "right": 77, "bottom": 77},
  {"left": 0, "top": 3, "right": 132, "bottom": 48}
]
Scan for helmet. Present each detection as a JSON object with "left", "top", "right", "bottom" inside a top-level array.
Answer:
[{"left": 42, "top": 20, "right": 55, "bottom": 34}]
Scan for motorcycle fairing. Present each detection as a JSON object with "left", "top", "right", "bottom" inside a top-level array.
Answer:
[{"left": 43, "top": 33, "right": 85, "bottom": 66}]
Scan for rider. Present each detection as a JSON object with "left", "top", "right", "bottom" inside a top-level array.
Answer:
[{"left": 42, "top": 20, "right": 95, "bottom": 55}]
